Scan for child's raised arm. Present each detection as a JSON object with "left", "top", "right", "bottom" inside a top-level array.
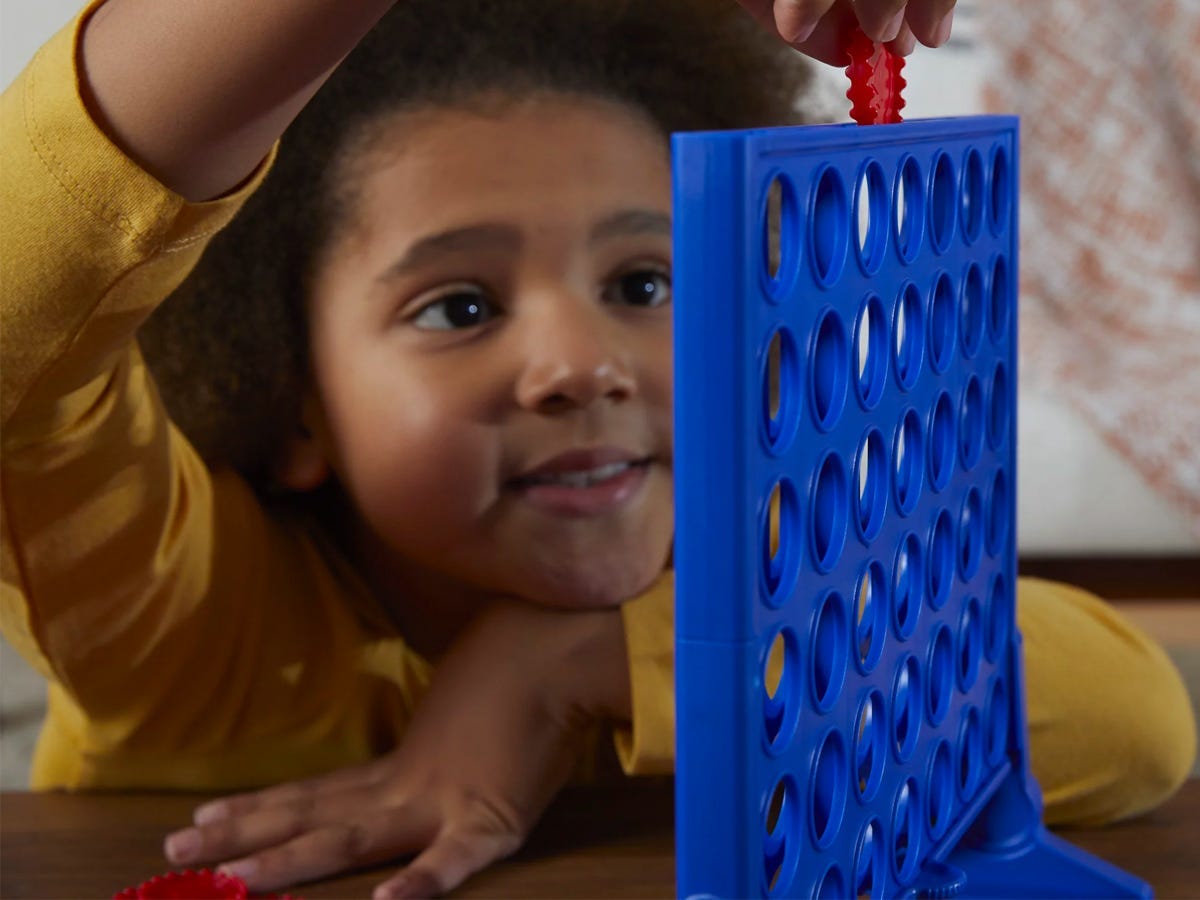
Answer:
[{"left": 80, "top": 0, "right": 394, "bottom": 201}]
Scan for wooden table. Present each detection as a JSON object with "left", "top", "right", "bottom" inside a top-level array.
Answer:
[{"left": 3, "top": 779, "right": 1197, "bottom": 898}]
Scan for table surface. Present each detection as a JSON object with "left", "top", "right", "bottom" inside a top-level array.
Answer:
[{"left": 3, "top": 778, "right": 1198, "bottom": 899}]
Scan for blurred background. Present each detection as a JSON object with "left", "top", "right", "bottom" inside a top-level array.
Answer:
[{"left": 2, "top": 0, "right": 1196, "bottom": 788}]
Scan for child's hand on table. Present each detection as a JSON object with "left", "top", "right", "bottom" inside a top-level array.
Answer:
[
  {"left": 163, "top": 602, "right": 630, "bottom": 899},
  {"left": 737, "top": 0, "right": 956, "bottom": 64}
]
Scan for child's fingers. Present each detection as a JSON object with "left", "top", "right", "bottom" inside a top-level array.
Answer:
[
  {"left": 191, "top": 757, "right": 386, "bottom": 825},
  {"left": 165, "top": 786, "right": 384, "bottom": 867},
  {"left": 215, "top": 807, "right": 434, "bottom": 894},
  {"left": 371, "top": 826, "right": 523, "bottom": 900},
  {"left": 888, "top": 19, "right": 918, "bottom": 56},
  {"left": 737, "top": 0, "right": 872, "bottom": 66},
  {"left": 903, "top": 0, "right": 956, "bottom": 47},
  {"left": 851, "top": 0, "right": 911, "bottom": 43}
]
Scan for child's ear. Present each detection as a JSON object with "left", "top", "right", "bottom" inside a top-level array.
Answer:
[{"left": 273, "top": 399, "right": 332, "bottom": 492}]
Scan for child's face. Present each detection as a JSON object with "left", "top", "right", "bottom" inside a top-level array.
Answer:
[{"left": 302, "top": 94, "right": 675, "bottom": 610}]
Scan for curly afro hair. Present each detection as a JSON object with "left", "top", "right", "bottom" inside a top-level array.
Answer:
[{"left": 138, "top": 0, "right": 815, "bottom": 490}]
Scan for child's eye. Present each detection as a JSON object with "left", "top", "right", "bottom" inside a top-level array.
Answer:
[
  {"left": 410, "top": 286, "right": 498, "bottom": 331},
  {"left": 605, "top": 268, "right": 672, "bottom": 308}
]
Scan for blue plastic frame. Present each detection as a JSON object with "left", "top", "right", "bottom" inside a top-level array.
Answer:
[{"left": 672, "top": 117, "right": 1152, "bottom": 899}]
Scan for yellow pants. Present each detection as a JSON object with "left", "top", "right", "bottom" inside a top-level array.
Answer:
[{"left": 1020, "top": 578, "right": 1196, "bottom": 825}]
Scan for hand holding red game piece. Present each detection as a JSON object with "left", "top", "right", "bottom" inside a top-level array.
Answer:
[{"left": 735, "top": 0, "right": 954, "bottom": 65}]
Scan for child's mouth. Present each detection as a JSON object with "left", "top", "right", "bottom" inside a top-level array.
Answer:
[{"left": 508, "top": 454, "right": 654, "bottom": 517}]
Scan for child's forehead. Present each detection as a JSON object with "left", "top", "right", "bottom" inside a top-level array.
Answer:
[
  {"left": 343, "top": 91, "right": 668, "bottom": 181},
  {"left": 328, "top": 93, "right": 672, "bottom": 244}
]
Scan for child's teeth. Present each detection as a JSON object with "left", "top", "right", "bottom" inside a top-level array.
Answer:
[{"left": 532, "top": 461, "right": 632, "bottom": 487}]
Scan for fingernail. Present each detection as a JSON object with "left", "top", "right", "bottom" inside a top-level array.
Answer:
[
  {"left": 787, "top": 14, "right": 820, "bottom": 45},
  {"left": 933, "top": 10, "right": 954, "bottom": 46},
  {"left": 218, "top": 860, "right": 258, "bottom": 881},
  {"left": 373, "top": 879, "right": 405, "bottom": 900},
  {"left": 880, "top": 8, "right": 906, "bottom": 43},
  {"left": 165, "top": 829, "right": 201, "bottom": 864},
  {"left": 194, "top": 802, "right": 228, "bottom": 826}
]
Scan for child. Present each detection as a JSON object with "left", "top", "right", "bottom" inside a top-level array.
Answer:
[{"left": 1, "top": 0, "right": 1193, "bottom": 896}]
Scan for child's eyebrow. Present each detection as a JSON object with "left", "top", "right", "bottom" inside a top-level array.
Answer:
[
  {"left": 589, "top": 209, "right": 672, "bottom": 243},
  {"left": 375, "top": 209, "right": 671, "bottom": 284},
  {"left": 376, "top": 224, "right": 522, "bottom": 283}
]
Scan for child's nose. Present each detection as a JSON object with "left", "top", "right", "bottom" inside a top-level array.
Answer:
[{"left": 513, "top": 312, "right": 637, "bottom": 413}]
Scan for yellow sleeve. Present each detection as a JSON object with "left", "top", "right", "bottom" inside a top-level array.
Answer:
[
  {"left": 615, "top": 572, "right": 1196, "bottom": 827},
  {"left": 1018, "top": 577, "right": 1195, "bottom": 825},
  {"left": 0, "top": 8, "right": 412, "bottom": 790},
  {"left": 613, "top": 570, "right": 675, "bottom": 774},
  {"left": 1, "top": 2, "right": 271, "bottom": 679}
]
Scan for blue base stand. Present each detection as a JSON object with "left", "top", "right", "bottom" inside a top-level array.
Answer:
[{"left": 942, "top": 768, "right": 1151, "bottom": 898}]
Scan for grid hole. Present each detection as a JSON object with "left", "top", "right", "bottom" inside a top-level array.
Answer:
[
  {"left": 893, "top": 409, "right": 925, "bottom": 515},
  {"left": 856, "top": 561, "right": 888, "bottom": 672},
  {"left": 893, "top": 533, "right": 923, "bottom": 639},
  {"left": 761, "top": 478, "right": 799, "bottom": 605},
  {"left": 855, "top": 819, "right": 884, "bottom": 900},
  {"left": 894, "top": 156, "right": 925, "bottom": 263},
  {"left": 855, "top": 690, "right": 886, "bottom": 801},
  {"left": 985, "top": 573, "right": 1010, "bottom": 663},
  {"left": 893, "top": 283, "right": 925, "bottom": 390},
  {"left": 892, "top": 655, "right": 922, "bottom": 761},
  {"left": 855, "top": 294, "right": 888, "bottom": 409},
  {"left": 812, "top": 453, "right": 849, "bottom": 572},
  {"left": 986, "top": 677, "right": 1009, "bottom": 765},
  {"left": 961, "top": 262, "right": 985, "bottom": 358},
  {"left": 762, "top": 327, "right": 799, "bottom": 453},
  {"left": 987, "top": 468, "right": 1010, "bottom": 557},
  {"left": 958, "top": 707, "right": 984, "bottom": 798},
  {"left": 856, "top": 429, "right": 888, "bottom": 542},
  {"left": 989, "top": 254, "right": 1010, "bottom": 343},
  {"left": 812, "top": 591, "right": 848, "bottom": 711},
  {"left": 989, "top": 143, "right": 1011, "bottom": 235},
  {"left": 811, "top": 729, "right": 848, "bottom": 849},
  {"left": 962, "top": 147, "right": 985, "bottom": 243},
  {"left": 766, "top": 178, "right": 782, "bottom": 278},
  {"left": 960, "top": 487, "right": 984, "bottom": 579},
  {"left": 762, "top": 627, "right": 800, "bottom": 750},
  {"left": 892, "top": 778, "right": 922, "bottom": 884},
  {"left": 929, "top": 151, "right": 957, "bottom": 254},
  {"left": 929, "top": 391, "right": 956, "bottom": 492},
  {"left": 763, "top": 174, "right": 801, "bottom": 290},
  {"left": 812, "top": 166, "right": 850, "bottom": 286},
  {"left": 988, "top": 362, "right": 1010, "bottom": 450},
  {"left": 856, "top": 160, "right": 888, "bottom": 273},
  {"left": 928, "top": 739, "right": 955, "bottom": 840},
  {"left": 816, "top": 866, "right": 847, "bottom": 900},
  {"left": 811, "top": 309, "right": 849, "bottom": 432},
  {"left": 929, "top": 272, "right": 956, "bottom": 373},
  {"left": 929, "top": 509, "right": 954, "bottom": 610},
  {"left": 928, "top": 625, "right": 954, "bottom": 726},
  {"left": 959, "top": 596, "right": 982, "bottom": 692},
  {"left": 960, "top": 375, "right": 985, "bottom": 470},
  {"left": 763, "top": 774, "right": 799, "bottom": 895}
]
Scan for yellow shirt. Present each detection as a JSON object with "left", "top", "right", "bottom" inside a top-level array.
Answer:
[
  {"left": 2, "top": 6, "right": 1192, "bottom": 825},
  {"left": 0, "top": 9, "right": 673, "bottom": 792}
]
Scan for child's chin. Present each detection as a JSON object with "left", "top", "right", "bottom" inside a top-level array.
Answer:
[{"left": 520, "top": 556, "right": 668, "bottom": 612}]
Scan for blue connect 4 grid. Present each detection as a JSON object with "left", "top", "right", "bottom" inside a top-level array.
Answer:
[{"left": 671, "top": 117, "right": 1154, "bottom": 899}]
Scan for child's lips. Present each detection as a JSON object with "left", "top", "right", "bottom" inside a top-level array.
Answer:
[{"left": 508, "top": 457, "right": 654, "bottom": 518}]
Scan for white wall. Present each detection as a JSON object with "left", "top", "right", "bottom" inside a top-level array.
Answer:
[{"left": 1, "top": 0, "right": 80, "bottom": 89}]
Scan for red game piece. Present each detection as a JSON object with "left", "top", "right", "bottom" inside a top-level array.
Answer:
[
  {"left": 113, "top": 869, "right": 247, "bottom": 899},
  {"left": 844, "top": 25, "right": 907, "bottom": 125},
  {"left": 113, "top": 868, "right": 300, "bottom": 900}
]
